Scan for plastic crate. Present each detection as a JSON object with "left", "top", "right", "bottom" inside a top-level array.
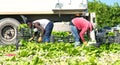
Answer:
[{"left": 50, "top": 34, "right": 74, "bottom": 43}]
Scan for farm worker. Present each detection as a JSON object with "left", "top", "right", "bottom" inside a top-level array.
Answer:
[
  {"left": 70, "top": 15, "right": 93, "bottom": 47},
  {"left": 27, "top": 19, "right": 54, "bottom": 43}
]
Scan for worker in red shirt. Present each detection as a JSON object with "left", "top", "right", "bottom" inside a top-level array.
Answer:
[{"left": 70, "top": 16, "right": 93, "bottom": 47}]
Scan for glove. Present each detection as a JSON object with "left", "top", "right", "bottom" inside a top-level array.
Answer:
[
  {"left": 83, "top": 41, "right": 88, "bottom": 45},
  {"left": 38, "top": 37, "right": 42, "bottom": 42},
  {"left": 33, "top": 28, "right": 38, "bottom": 32},
  {"left": 29, "top": 37, "right": 34, "bottom": 41},
  {"left": 83, "top": 41, "right": 90, "bottom": 46}
]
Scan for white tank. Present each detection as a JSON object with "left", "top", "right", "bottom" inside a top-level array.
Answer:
[{"left": 0, "top": 0, "right": 88, "bottom": 14}]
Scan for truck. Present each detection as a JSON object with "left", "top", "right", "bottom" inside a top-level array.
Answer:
[{"left": 0, "top": 0, "right": 96, "bottom": 45}]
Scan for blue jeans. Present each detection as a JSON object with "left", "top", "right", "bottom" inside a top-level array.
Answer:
[
  {"left": 70, "top": 25, "right": 80, "bottom": 47},
  {"left": 43, "top": 22, "right": 54, "bottom": 42}
]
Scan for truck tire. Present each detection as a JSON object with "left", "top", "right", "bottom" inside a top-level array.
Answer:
[{"left": 0, "top": 18, "right": 20, "bottom": 45}]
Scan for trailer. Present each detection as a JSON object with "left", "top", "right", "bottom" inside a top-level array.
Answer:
[{"left": 0, "top": 0, "right": 96, "bottom": 44}]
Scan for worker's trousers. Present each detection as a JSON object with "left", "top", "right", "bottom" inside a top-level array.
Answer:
[
  {"left": 70, "top": 25, "right": 80, "bottom": 47},
  {"left": 43, "top": 22, "right": 54, "bottom": 42}
]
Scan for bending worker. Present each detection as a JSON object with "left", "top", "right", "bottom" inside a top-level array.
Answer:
[
  {"left": 27, "top": 19, "right": 54, "bottom": 43},
  {"left": 70, "top": 16, "right": 93, "bottom": 47}
]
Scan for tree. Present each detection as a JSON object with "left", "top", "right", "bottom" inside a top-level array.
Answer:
[{"left": 88, "top": 0, "right": 120, "bottom": 28}]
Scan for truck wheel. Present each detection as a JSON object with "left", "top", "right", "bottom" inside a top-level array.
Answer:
[{"left": 0, "top": 18, "right": 20, "bottom": 45}]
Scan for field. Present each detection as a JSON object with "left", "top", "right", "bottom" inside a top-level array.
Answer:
[
  {"left": 0, "top": 0, "right": 120, "bottom": 65},
  {"left": 0, "top": 40, "right": 120, "bottom": 65}
]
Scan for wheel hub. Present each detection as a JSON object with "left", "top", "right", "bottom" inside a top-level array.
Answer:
[{"left": 2, "top": 26, "right": 15, "bottom": 40}]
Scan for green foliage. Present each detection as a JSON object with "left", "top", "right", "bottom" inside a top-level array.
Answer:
[
  {"left": 0, "top": 41, "right": 120, "bottom": 65},
  {"left": 107, "top": 32, "right": 115, "bottom": 36},
  {"left": 52, "top": 31, "right": 70, "bottom": 37},
  {"left": 18, "top": 24, "right": 28, "bottom": 30},
  {"left": 113, "top": 60, "right": 120, "bottom": 65},
  {"left": 18, "top": 49, "right": 29, "bottom": 57},
  {"left": 32, "top": 56, "right": 44, "bottom": 65},
  {"left": 88, "top": 0, "right": 120, "bottom": 28},
  {"left": 18, "top": 24, "right": 32, "bottom": 41}
]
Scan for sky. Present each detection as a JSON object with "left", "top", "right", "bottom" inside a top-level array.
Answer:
[{"left": 88, "top": 0, "right": 120, "bottom": 6}]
